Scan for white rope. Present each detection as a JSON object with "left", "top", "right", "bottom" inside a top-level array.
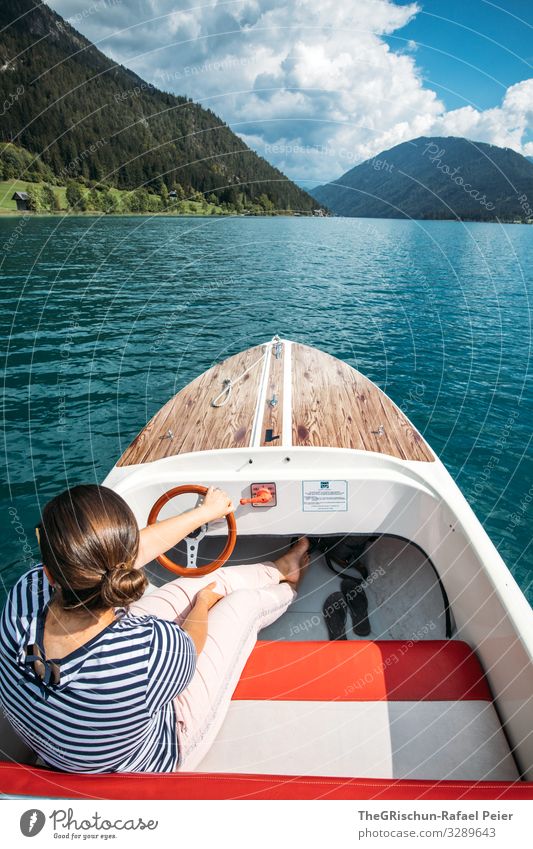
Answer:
[{"left": 210, "top": 350, "right": 268, "bottom": 407}]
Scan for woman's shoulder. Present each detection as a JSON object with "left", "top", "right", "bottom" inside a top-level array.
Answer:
[
  {"left": 3, "top": 565, "right": 51, "bottom": 615},
  {"left": 114, "top": 611, "right": 169, "bottom": 637},
  {"left": 0, "top": 566, "right": 51, "bottom": 654}
]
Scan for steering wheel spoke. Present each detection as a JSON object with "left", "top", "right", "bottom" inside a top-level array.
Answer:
[
  {"left": 185, "top": 537, "right": 198, "bottom": 569},
  {"left": 185, "top": 523, "right": 207, "bottom": 569},
  {"left": 147, "top": 485, "right": 236, "bottom": 577}
]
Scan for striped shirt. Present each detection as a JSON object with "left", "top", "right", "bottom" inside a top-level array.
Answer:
[{"left": 0, "top": 567, "right": 196, "bottom": 773}]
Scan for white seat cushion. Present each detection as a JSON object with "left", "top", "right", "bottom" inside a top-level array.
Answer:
[{"left": 197, "top": 699, "right": 519, "bottom": 780}]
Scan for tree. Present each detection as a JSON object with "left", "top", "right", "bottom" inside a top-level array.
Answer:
[
  {"left": 160, "top": 184, "right": 169, "bottom": 210},
  {"left": 2, "top": 146, "right": 22, "bottom": 179},
  {"left": 121, "top": 192, "right": 134, "bottom": 213},
  {"left": 221, "top": 186, "right": 238, "bottom": 207},
  {"left": 100, "top": 188, "right": 119, "bottom": 214},
  {"left": 66, "top": 180, "right": 86, "bottom": 211},
  {"left": 146, "top": 193, "right": 162, "bottom": 213},
  {"left": 41, "top": 184, "right": 60, "bottom": 211},
  {"left": 258, "top": 193, "right": 274, "bottom": 213},
  {"left": 128, "top": 188, "right": 150, "bottom": 213},
  {"left": 0, "top": 143, "right": 54, "bottom": 182},
  {"left": 88, "top": 187, "right": 101, "bottom": 211},
  {"left": 25, "top": 184, "right": 42, "bottom": 212}
]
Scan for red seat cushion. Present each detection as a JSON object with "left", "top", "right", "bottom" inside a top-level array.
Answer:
[
  {"left": 0, "top": 762, "right": 530, "bottom": 800},
  {"left": 232, "top": 640, "right": 492, "bottom": 702}
]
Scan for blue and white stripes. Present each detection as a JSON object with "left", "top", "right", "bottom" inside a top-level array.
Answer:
[{"left": 0, "top": 568, "right": 196, "bottom": 773}]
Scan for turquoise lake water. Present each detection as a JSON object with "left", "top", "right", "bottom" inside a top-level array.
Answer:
[{"left": 1, "top": 215, "right": 532, "bottom": 603}]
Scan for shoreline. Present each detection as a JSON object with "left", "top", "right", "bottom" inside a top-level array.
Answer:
[
  {"left": 0, "top": 210, "right": 530, "bottom": 224},
  {"left": 0, "top": 209, "right": 317, "bottom": 219}
]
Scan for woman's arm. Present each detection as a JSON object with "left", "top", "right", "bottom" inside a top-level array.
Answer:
[
  {"left": 181, "top": 583, "right": 223, "bottom": 655},
  {"left": 134, "top": 487, "right": 233, "bottom": 569}
]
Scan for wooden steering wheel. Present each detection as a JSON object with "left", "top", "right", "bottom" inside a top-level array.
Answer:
[{"left": 147, "top": 484, "right": 237, "bottom": 577}]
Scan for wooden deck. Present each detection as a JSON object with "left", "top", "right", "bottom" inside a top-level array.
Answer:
[
  {"left": 116, "top": 340, "right": 434, "bottom": 466},
  {"left": 291, "top": 344, "right": 433, "bottom": 460}
]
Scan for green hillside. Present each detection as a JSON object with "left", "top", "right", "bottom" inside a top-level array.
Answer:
[
  {"left": 0, "top": 174, "right": 274, "bottom": 216},
  {"left": 0, "top": 179, "right": 65, "bottom": 212},
  {"left": 0, "top": 0, "right": 315, "bottom": 212}
]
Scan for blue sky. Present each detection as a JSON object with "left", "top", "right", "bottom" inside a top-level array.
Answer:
[
  {"left": 392, "top": 0, "right": 533, "bottom": 110},
  {"left": 47, "top": 1, "right": 533, "bottom": 184}
]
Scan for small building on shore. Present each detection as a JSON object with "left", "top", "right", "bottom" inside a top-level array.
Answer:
[
  {"left": 12, "top": 191, "right": 29, "bottom": 211},
  {"left": 168, "top": 190, "right": 178, "bottom": 201}
]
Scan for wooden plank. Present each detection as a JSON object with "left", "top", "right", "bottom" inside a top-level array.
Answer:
[
  {"left": 117, "top": 341, "right": 434, "bottom": 466},
  {"left": 259, "top": 344, "right": 284, "bottom": 447},
  {"left": 177, "top": 348, "right": 259, "bottom": 455},
  {"left": 291, "top": 343, "right": 433, "bottom": 462},
  {"left": 117, "top": 345, "right": 266, "bottom": 466}
]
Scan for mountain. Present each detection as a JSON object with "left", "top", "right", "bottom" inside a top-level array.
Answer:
[
  {"left": 0, "top": 1, "right": 315, "bottom": 211},
  {"left": 311, "top": 137, "right": 533, "bottom": 221}
]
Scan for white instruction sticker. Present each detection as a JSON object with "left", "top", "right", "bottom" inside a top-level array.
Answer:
[{"left": 302, "top": 480, "right": 348, "bottom": 512}]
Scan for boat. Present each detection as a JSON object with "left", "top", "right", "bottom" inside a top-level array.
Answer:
[{"left": 2, "top": 336, "right": 533, "bottom": 800}]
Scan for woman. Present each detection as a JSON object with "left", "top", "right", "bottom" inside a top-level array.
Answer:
[{"left": 0, "top": 484, "right": 309, "bottom": 773}]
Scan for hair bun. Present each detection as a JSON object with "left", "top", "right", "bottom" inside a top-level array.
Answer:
[{"left": 101, "top": 566, "right": 148, "bottom": 608}]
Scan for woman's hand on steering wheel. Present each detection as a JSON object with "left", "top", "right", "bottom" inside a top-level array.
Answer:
[
  {"left": 147, "top": 484, "right": 237, "bottom": 577},
  {"left": 199, "top": 487, "right": 234, "bottom": 523}
]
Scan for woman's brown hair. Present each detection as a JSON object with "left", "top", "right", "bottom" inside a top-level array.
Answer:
[{"left": 38, "top": 484, "right": 147, "bottom": 612}]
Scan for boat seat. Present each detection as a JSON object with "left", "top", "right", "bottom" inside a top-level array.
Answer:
[{"left": 196, "top": 640, "right": 520, "bottom": 781}]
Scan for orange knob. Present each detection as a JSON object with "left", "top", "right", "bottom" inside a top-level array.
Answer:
[{"left": 240, "top": 488, "right": 273, "bottom": 506}]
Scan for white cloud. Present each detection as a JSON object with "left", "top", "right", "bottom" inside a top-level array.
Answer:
[
  {"left": 429, "top": 79, "right": 533, "bottom": 155},
  {"left": 47, "top": 1, "right": 533, "bottom": 182}
]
